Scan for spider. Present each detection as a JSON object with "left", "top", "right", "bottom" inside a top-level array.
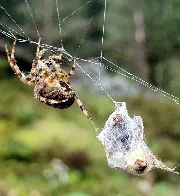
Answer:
[{"left": 5, "top": 39, "right": 92, "bottom": 121}]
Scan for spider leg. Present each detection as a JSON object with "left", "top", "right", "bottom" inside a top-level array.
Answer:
[
  {"left": 67, "top": 58, "right": 76, "bottom": 78},
  {"left": 50, "top": 53, "right": 76, "bottom": 80},
  {"left": 5, "top": 41, "right": 35, "bottom": 86},
  {"left": 35, "top": 38, "right": 46, "bottom": 60},
  {"left": 49, "top": 58, "right": 69, "bottom": 83},
  {"left": 29, "top": 39, "right": 47, "bottom": 80},
  {"left": 51, "top": 58, "right": 61, "bottom": 71},
  {"left": 36, "top": 38, "right": 41, "bottom": 57},
  {"left": 52, "top": 57, "right": 76, "bottom": 81},
  {"left": 50, "top": 52, "right": 64, "bottom": 74},
  {"left": 75, "top": 96, "right": 92, "bottom": 120},
  {"left": 51, "top": 52, "right": 63, "bottom": 64},
  {"left": 32, "top": 39, "right": 46, "bottom": 70}
]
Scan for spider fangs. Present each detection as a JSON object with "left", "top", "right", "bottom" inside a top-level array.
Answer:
[{"left": 5, "top": 39, "right": 91, "bottom": 121}]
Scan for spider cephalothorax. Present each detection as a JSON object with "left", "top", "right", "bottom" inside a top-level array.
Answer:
[{"left": 5, "top": 39, "right": 91, "bottom": 120}]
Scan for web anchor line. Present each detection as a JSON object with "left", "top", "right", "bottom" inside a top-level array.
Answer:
[
  {"left": 0, "top": 21, "right": 27, "bottom": 41},
  {"left": 100, "top": 0, "right": 107, "bottom": 61},
  {"left": 24, "top": 0, "right": 41, "bottom": 39},
  {"left": 0, "top": 5, "right": 31, "bottom": 41},
  {"left": 55, "top": 0, "right": 63, "bottom": 49},
  {"left": 102, "top": 57, "right": 179, "bottom": 104}
]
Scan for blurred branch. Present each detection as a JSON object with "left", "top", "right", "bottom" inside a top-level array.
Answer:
[
  {"left": 43, "top": 0, "right": 54, "bottom": 44},
  {"left": 131, "top": 0, "right": 148, "bottom": 81}
]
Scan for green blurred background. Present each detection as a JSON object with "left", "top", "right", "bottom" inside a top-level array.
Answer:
[{"left": 0, "top": 0, "right": 180, "bottom": 195}]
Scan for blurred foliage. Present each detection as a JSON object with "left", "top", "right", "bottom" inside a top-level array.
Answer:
[
  {"left": 0, "top": 75, "right": 179, "bottom": 195},
  {"left": 0, "top": 0, "right": 180, "bottom": 196}
]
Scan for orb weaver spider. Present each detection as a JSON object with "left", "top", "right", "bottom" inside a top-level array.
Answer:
[{"left": 5, "top": 39, "right": 92, "bottom": 121}]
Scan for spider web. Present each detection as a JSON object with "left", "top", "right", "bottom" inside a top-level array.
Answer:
[{"left": 0, "top": 0, "right": 179, "bottom": 132}]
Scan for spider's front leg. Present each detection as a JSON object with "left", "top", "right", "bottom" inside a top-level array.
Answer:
[
  {"left": 50, "top": 54, "right": 76, "bottom": 81},
  {"left": 30, "top": 39, "right": 46, "bottom": 75},
  {"left": 33, "top": 39, "right": 46, "bottom": 67},
  {"left": 5, "top": 40, "right": 35, "bottom": 86}
]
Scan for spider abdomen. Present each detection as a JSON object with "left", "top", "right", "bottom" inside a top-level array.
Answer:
[{"left": 34, "top": 80, "right": 76, "bottom": 109}]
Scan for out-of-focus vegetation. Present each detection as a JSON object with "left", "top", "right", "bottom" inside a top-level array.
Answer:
[
  {"left": 0, "top": 75, "right": 180, "bottom": 196},
  {"left": 0, "top": 0, "right": 180, "bottom": 196}
]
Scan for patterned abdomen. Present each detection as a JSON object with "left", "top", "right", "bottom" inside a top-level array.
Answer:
[{"left": 35, "top": 80, "right": 76, "bottom": 109}]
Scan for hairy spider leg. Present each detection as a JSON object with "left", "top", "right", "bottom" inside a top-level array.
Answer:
[
  {"left": 51, "top": 53, "right": 76, "bottom": 79},
  {"left": 31, "top": 39, "right": 46, "bottom": 74},
  {"left": 35, "top": 39, "right": 46, "bottom": 61},
  {"left": 67, "top": 58, "right": 76, "bottom": 78},
  {"left": 5, "top": 40, "right": 35, "bottom": 86},
  {"left": 51, "top": 52, "right": 63, "bottom": 64},
  {"left": 75, "top": 96, "right": 92, "bottom": 121},
  {"left": 51, "top": 52, "right": 69, "bottom": 79},
  {"left": 36, "top": 38, "right": 41, "bottom": 57},
  {"left": 50, "top": 58, "right": 61, "bottom": 71},
  {"left": 50, "top": 58, "right": 69, "bottom": 83},
  {"left": 29, "top": 45, "right": 47, "bottom": 84},
  {"left": 45, "top": 53, "right": 63, "bottom": 80}
]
